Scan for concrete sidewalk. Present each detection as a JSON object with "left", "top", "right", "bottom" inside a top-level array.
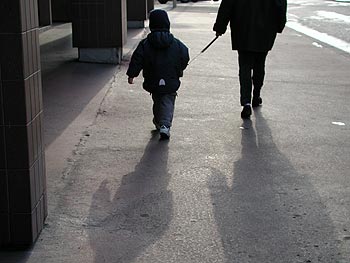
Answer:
[{"left": 1, "top": 1, "right": 350, "bottom": 263}]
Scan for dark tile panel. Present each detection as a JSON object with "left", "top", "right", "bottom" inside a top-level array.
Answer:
[
  {"left": 0, "top": 213, "right": 10, "bottom": 245},
  {"left": 41, "top": 151, "right": 46, "bottom": 191},
  {"left": 27, "top": 31, "right": 34, "bottom": 78},
  {"left": 43, "top": 190, "right": 48, "bottom": 220},
  {"left": 30, "top": 74, "right": 36, "bottom": 121},
  {"left": 35, "top": 115, "right": 42, "bottom": 161},
  {"left": 4, "top": 125, "right": 32, "bottom": 169},
  {"left": 34, "top": 30, "right": 40, "bottom": 74},
  {"left": 24, "top": 0, "right": 31, "bottom": 32},
  {"left": 34, "top": 158, "right": 40, "bottom": 204},
  {"left": 38, "top": 0, "right": 52, "bottom": 26},
  {"left": 34, "top": 0, "right": 40, "bottom": 28},
  {"left": 32, "top": 118, "right": 38, "bottom": 172},
  {"left": 72, "top": 0, "right": 127, "bottom": 48},
  {"left": 147, "top": 0, "right": 154, "bottom": 13},
  {"left": 22, "top": 32, "right": 30, "bottom": 78},
  {"left": 2, "top": 79, "right": 32, "bottom": 126},
  {"left": 38, "top": 195, "right": 44, "bottom": 233},
  {"left": 38, "top": 152, "right": 44, "bottom": 196},
  {"left": 30, "top": 0, "right": 38, "bottom": 30},
  {"left": 127, "top": 0, "right": 147, "bottom": 21},
  {"left": 8, "top": 168, "right": 36, "bottom": 213},
  {"left": 10, "top": 210, "right": 37, "bottom": 245},
  {"left": 0, "top": 171, "right": 9, "bottom": 213},
  {"left": 37, "top": 153, "right": 43, "bottom": 198},
  {"left": 37, "top": 71, "right": 43, "bottom": 113},
  {"left": 0, "top": 34, "right": 25, "bottom": 81},
  {"left": 0, "top": 1, "right": 22, "bottom": 33},
  {"left": 39, "top": 114, "right": 45, "bottom": 153},
  {"left": 27, "top": 120, "right": 34, "bottom": 167},
  {"left": 22, "top": 30, "right": 41, "bottom": 78},
  {"left": 33, "top": 73, "right": 40, "bottom": 118},
  {"left": 0, "top": 68, "right": 3, "bottom": 125},
  {"left": 20, "top": 0, "right": 27, "bottom": 32},
  {"left": 51, "top": 0, "right": 72, "bottom": 22},
  {"left": 37, "top": 114, "right": 42, "bottom": 155},
  {"left": 0, "top": 127, "right": 6, "bottom": 169}
]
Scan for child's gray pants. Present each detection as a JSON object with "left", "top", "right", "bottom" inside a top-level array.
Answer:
[{"left": 152, "top": 93, "right": 177, "bottom": 128}]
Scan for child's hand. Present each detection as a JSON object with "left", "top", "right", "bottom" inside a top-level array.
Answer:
[{"left": 128, "top": 77, "right": 134, "bottom": 84}]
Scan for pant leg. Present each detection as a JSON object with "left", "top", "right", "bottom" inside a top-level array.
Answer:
[
  {"left": 238, "top": 51, "right": 255, "bottom": 106},
  {"left": 152, "top": 94, "right": 161, "bottom": 125},
  {"left": 252, "top": 52, "right": 268, "bottom": 98},
  {"left": 152, "top": 93, "right": 176, "bottom": 127}
]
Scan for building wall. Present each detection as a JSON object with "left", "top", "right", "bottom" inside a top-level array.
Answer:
[
  {"left": 72, "top": 0, "right": 127, "bottom": 48},
  {"left": 0, "top": 0, "right": 47, "bottom": 247}
]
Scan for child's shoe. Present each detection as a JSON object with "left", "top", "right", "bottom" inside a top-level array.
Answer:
[{"left": 159, "top": 125, "right": 170, "bottom": 139}]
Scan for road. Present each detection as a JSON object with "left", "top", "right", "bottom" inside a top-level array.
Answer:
[
  {"left": 287, "top": 0, "right": 350, "bottom": 53},
  {"left": 1, "top": 1, "right": 349, "bottom": 263}
]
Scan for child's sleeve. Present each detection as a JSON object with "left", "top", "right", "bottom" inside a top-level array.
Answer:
[
  {"left": 179, "top": 41, "right": 190, "bottom": 71},
  {"left": 126, "top": 41, "right": 145, "bottom": 78}
]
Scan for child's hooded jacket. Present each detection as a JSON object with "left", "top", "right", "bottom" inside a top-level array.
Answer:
[{"left": 127, "top": 10, "right": 189, "bottom": 94}]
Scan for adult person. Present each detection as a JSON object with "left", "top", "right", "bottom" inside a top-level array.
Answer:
[{"left": 213, "top": 0, "right": 287, "bottom": 118}]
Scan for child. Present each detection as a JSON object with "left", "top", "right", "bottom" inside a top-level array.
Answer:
[{"left": 127, "top": 9, "right": 190, "bottom": 139}]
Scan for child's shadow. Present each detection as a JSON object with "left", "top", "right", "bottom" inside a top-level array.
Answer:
[{"left": 88, "top": 132, "right": 172, "bottom": 262}]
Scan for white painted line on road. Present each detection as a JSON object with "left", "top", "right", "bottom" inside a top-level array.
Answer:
[
  {"left": 332, "top": 121, "right": 346, "bottom": 126},
  {"left": 287, "top": 21, "right": 350, "bottom": 54},
  {"left": 331, "top": 0, "right": 350, "bottom": 3}
]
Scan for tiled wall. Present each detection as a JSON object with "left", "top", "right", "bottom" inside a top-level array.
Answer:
[
  {"left": 147, "top": 0, "right": 155, "bottom": 15},
  {"left": 38, "top": 0, "right": 52, "bottom": 26},
  {"left": 71, "top": 0, "right": 127, "bottom": 48},
  {"left": 127, "top": 0, "right": 148, "bottom": 21},
  {"left": 0, "top": 0, "right": 47, "bottom": 247},
  {"left": 51, "top": 0, "right": 71, "bottom": 22}
]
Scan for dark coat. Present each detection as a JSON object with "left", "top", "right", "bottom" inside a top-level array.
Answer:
[
  {"left": 126, "top": 31, "right": 189, "bottom": 94},
  {"left": 213, "top": 0, "right": 287, "bottom": 52}
]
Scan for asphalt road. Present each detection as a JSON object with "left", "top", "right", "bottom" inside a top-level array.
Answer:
[{"left": 287, "top": 0, "right": 350, "bottom": 52}]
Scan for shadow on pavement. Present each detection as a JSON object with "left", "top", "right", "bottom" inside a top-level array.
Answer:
[
  {"left": 0, "top": 250, "right": 30, "bottom": 263},
  {"left": 209, "top": 108, "right": 340, "bottom": 262},
  {"left": 40, "top": 33, "right": 117, "bottom": 147},
  {"left": 87, "top": 132, "right": 173, "bottom": 262}
]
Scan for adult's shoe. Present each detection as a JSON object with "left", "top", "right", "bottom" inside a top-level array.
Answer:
[
  {"left": 241, "top": 105, "right": 252, "bottom": 119},
  {"left": 252, "top": 97, "right": 262, "bottom": 107}
]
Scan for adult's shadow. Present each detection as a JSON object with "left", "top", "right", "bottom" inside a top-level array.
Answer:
[
  {"left": 209, "top": 109, "right": 340, "bottom": 262},
  {"left": 87, "top": 132, "right": 172, "bottom": 263}
]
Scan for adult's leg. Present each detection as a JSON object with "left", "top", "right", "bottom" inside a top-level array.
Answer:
[
  {"left": 238, "top": 51, "right": 254, "bottom": 106},
  {"left": 252, "top": 51, "right": 268, "bottom": 98},
  {"left": 152, "top": 93, "right": 177, "bottom": 128}
]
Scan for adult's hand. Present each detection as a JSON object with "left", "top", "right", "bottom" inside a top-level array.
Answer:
[{"left": 128, "top": 77, "right": 134, "bottom": 84}]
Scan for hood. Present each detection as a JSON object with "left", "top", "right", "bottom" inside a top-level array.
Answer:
[
  {"left": 147, "top": 31, "right": 174, "bottom": 49},
  {"left": 149, "top": 9, "right": 170, "bottom": 32}
]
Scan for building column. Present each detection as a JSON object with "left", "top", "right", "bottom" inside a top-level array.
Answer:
[
  {"left": 72, "top": 0, "right": 127, "bottom": 64},
  {"left": 0, "top": 0, "right": 47, "bottom": 247},
  {"left": 127, "top": 0, "right": 148, "bottom": 28},
  {"left": 51, "top": 0, "right": 71, "bottom": 22},
  {"left": 38, "top": 0, "right": 52, "bottom": 26},
  {"left": 147, "top": 0, "right": 155, "bottom": 14}
]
